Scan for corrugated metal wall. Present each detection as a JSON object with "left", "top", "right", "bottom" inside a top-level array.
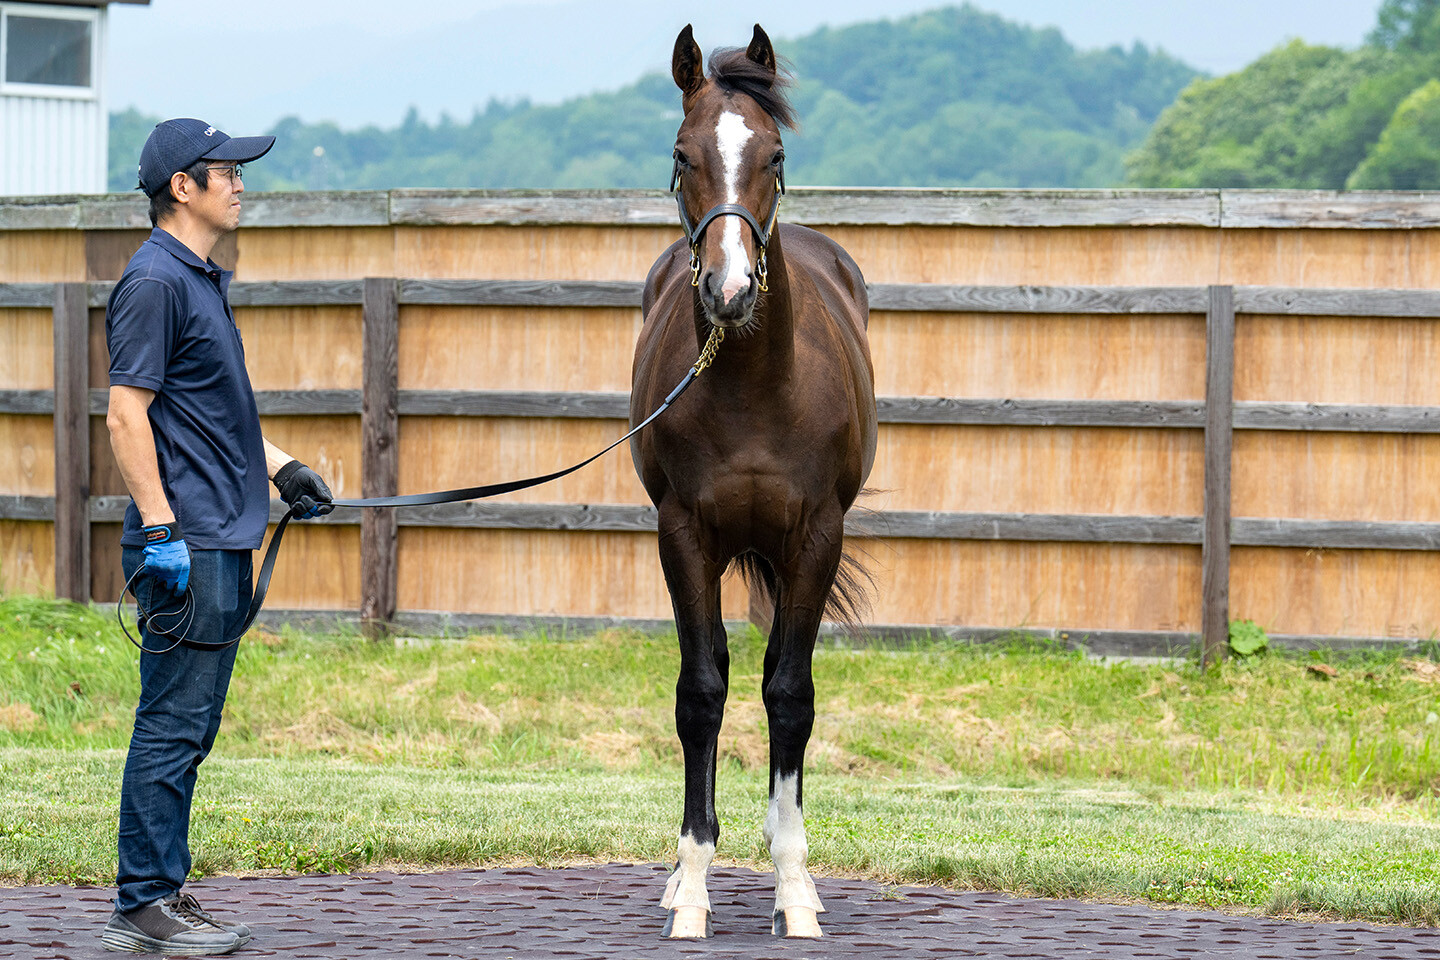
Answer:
[{"left": 0, "top": 5, "right": 107, "bottom": 196}]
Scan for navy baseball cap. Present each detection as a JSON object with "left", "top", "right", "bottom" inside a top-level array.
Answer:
[{"left": 137, "top": 118, "right": 275, "bottom": 197}]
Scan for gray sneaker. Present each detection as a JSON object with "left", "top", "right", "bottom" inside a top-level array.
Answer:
[
  {"left": 166, "top": 893, "right": 252, "bottom": 946},
  {"left": 101, "top": 895, "right": 240, "bottom": 955}
]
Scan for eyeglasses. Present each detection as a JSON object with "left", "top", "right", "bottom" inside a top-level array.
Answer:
[{"left": 205, "top": 164, "right": 244, "bottom": 185}]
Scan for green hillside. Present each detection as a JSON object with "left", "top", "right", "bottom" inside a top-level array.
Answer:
[
  {"left": 1126, "top": 0, "right": 1440, "bottom": 188},
  {"left": 108, "top": 4, "right": 1200, "bottom": 192}
]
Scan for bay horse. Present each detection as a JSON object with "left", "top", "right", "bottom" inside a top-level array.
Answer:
[{"left": 629, "top": 24, "right": 877, "bottom": 940}]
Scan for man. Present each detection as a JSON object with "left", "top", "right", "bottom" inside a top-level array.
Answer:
[{"left": 101, "top": 119, "right": 334, "bottom": 956}]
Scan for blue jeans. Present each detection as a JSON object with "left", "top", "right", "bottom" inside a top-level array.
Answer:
[{"left": 116, "top": 547, "right": 253, "bottom": 914}]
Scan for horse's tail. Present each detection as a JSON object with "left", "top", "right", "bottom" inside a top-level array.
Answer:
[
  {"left": 828, "top": 490, "right": 880, "bottom": 635},
  {"left": 825, "top": 544, "right": 876, "bottom": 635},
  {"left": 734, "top": 494, "right": 878, "bottom": 638}
]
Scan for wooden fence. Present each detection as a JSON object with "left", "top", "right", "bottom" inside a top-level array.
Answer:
[{"left": 4, "top": 188, "right": 1440, "bottom": 655}]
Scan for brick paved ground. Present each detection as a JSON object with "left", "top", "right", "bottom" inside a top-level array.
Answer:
[{"left": 3, "top": 864, "right": 1438, "bottom": 959}]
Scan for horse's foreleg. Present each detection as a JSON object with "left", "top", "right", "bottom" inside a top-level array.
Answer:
[
  {"left": 657, "top": 514, "right": 725, "bottom": 939},
  {"left": 761, "top": 529, "right": 841, "bottom": 938}
]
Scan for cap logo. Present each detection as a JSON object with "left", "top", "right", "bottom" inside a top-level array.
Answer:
[{"left": 203, "top": 126, "right": 216, "bottom": 136}]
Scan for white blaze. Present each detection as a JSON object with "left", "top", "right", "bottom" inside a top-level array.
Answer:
[
  {"left": 715, "top": 110, "right": 755, "bottom": 304},
  {"left": 764, "top": 773, "right": 825, "bottom": 914}
]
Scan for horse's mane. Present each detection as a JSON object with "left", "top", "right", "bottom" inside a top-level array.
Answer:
[{"left": 707, "top": 47, "right": 797, "bottom": 130}]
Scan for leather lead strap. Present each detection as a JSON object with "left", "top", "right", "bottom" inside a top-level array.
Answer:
[{"left": 125, "top": 359, "right": 711, "bottom": 651}]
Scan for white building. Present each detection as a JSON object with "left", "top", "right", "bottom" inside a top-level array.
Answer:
[{"left": 0, "top": 0, "right": 146, "bottom": 195}]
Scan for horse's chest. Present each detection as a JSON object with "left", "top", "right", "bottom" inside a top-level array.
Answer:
[{"left": 694, "top": 472, "right": 811, "bottom": 556}]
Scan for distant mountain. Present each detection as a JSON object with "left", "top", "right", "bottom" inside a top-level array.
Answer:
[{"left": 109, "top": 4, "right": 1201, "bottom": 192}]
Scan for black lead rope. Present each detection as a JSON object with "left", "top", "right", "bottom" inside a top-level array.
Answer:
[{"left": 118, "top": 328, "right": 726, "bottom": 653}]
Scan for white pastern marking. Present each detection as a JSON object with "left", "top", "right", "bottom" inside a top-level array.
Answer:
[
  {"left": 661, "top": 833, "right": 715, "bottom": 912},
  {"left": 715, "top": 110, "right": 755, "bottom": 304},
  {"left": 764, "top": 773, "right": 826, "bottom": 914}
]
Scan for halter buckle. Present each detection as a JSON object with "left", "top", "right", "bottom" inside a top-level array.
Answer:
[{"left": 689, "top": 245, "right": 701, "bottom": 287}]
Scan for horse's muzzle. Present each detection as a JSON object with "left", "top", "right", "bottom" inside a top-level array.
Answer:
[{"left": 699, "top": 269, "right": 757, "bottom": 326}]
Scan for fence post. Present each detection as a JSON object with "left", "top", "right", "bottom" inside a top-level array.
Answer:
[
  {"left": 53, "top": 282, "right": 91, "bottom": 603},
  {"left": 1201, "top": 284, "right": 1235, "bottom": 668},
  {"left": 361, "top": 277, "right": 399, "bottom": 637}
]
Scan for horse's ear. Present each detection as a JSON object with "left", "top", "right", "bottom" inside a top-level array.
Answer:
[
  {"left": 672, "top": 25, "right": 704, "bottom": 99},
  {"left": 746, "top": 24, "right": 776, "bottom": 77}
]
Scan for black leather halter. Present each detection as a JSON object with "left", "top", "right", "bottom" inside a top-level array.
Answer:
[{"left": 671, "top": 155, "right": 786, "bottom": 289}]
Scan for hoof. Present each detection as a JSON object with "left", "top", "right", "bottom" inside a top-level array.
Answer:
[
  {"left": 663, "top": 906, "right": 712, "bottom": 939},
  {"left": 773, "top": 907, "right": 823, "bottom": 938}
]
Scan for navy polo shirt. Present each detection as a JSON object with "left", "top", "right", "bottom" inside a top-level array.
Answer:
[{"left": 107, "top": 228, "right": 269, "bottom": 550}]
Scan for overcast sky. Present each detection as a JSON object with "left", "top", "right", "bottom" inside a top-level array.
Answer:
[{"left": 106, "top": 0, "right": 1384, "bottom": 133}]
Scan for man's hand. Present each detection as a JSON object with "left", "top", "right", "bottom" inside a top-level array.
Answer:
[
  {"left": 142, "top": 522, "right": 191, "bottom": 595},
  {"left": 272, "top": 460, "right": 334, "bottom": 519}
]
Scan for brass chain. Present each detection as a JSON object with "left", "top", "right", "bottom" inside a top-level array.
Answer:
[{"left": 691, "top": 325, "right": 725, "bottom": 374}]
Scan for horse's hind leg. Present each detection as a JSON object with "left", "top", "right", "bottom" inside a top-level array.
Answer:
[
  {"left": 762, "top": 521, "right": 842, "bottom": 938},
  {"left": 656, "top": 509, "right": 726, "bottom": 938}
]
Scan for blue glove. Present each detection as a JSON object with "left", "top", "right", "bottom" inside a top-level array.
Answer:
[
  {"left": 272, "top": 459, "right": 334, "bottom": 519},
  {"left": 142, "top": 522, "right": 191, "bottom": 595}
]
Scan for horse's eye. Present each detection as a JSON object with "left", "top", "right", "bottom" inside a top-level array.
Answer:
[
  {"left": 771, "top": 152, "right": 785, "bottom": 167},
  {"left": 673, "top": 150, "right": 691, "bottom": 168}
]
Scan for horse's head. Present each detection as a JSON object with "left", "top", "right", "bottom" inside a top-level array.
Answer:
[{"left": 670, "top": 24, "right": 794, "bottom": 329}]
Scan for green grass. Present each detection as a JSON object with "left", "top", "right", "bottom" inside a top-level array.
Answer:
[
  {"left": 3, "top": 595, "right": 1440, "bottom": 923},
  {"left": 3, "top": 751, "right": 1438, "bottom": 924}
]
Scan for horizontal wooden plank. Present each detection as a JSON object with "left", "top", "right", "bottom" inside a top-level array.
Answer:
[
  {"left": 0, "top": 284, "right": 56, "bottom": 308},
  {"left": 257, "top": 390, "right": 363, "bottom": 415},
  {"left": 230, "top": 281, "right": 364, "bottom": 306},
  {"left": 876, "top": 397, "right": 1206, "bottom": 427},
  {"left": 80, "top": 280, "right": 361, "bottom": 309},
  {"left": 234, "top": 192, "right": 391, "bottom": 228},
  {"left": 849, "top": 511, "right": 1201, "bottom": 543},
  {"left": 7, "top": 278, "right": 1440, "bottom": 320},
  {"left": 389, "top": 189, "right": 1229, "bottom": 228},
  {"left": 786, "top": 189, "right": 1223, "bottom": 227},
  {"left": 36, "top": 388, "right": 1440, "bottom": 435},
  {"left": 389, "top": 189, "right": 678, "bottom": 226},
  {"left": 32, "top": 497, "right": 1440, "bottom": 551},
  {"left": 868, "top": 284, "right": 1208, "bottom": 314},
  {"left": 74, "top": 196, "right": 150, "bottom": 230},
  {"left": 1237, "top": 286, "right": 1440, "bottom": 317},
  {"left": 1233, "top": 403, "right": 1440, "bottom": 433},
  {"left": 1231, "top": 518, "right": 1440, "bottom": 550},
  {"left": 397, "top": 390, "right": 628, "bottom": 418},
  {"left": 0, "top": 390, "right": 52, "bottom": 414},
  {"left": 0, "top": 495, "right": 52, "bottom": 520},
  {"left": 1221, "top": 191, "right": 1440, "bottom": 229},
  {"left": 399, "top": 278, "right": 644, "bottom": 307},
  {"left": 31, "top": 385, "right": 1440, "bottom": 436},
  {"left": 8, "top": 190, "right": 1440, "bottom": 231},
  {"left": 390, "top": 502, "right": 658, "bottom": 531},
  {"left": 0, "top": 197, "right": 82, "bottom": 230},
  {"left": 79, "top": 387, "right": 365, "bottom": 417}
]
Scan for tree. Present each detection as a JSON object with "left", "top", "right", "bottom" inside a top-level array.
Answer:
[
  {"left": 1126, "top": 41, "right": 1387, "bottom": 188},
  {"left": 1346, "top": 79, "right": 1440, "bottom": 188},
  {"left": 1369, "top": 0, "right": 1440, "bottom": 50}
]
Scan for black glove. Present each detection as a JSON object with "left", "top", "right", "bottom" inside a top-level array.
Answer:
[{"left": 272, "top": 460, "right": 334, "bottom": 519}]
